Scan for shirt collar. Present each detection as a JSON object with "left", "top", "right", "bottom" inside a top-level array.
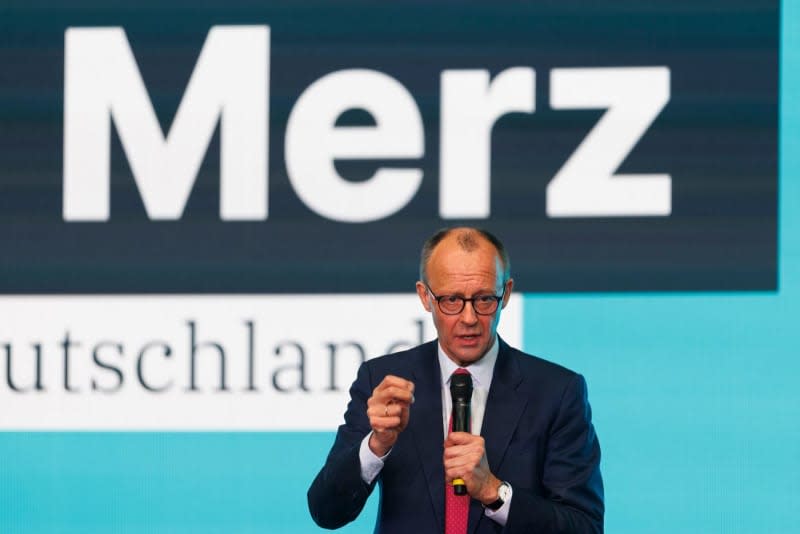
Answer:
[{"left": 438, "top": 336, "right": 499, "bottom": 389}]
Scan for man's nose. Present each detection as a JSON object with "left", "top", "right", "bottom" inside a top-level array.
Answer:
[{"left": 459, "top": 300, "right": 479, "bottom": 324}]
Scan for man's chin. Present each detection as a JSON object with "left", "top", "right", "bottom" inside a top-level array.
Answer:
[{"left": 450, "top": 344, "right": 487, "bottom": 365}]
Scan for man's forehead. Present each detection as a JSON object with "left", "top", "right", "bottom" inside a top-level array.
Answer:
[{"left": 428, "top": 243, "right": 502, "bottom": 284}]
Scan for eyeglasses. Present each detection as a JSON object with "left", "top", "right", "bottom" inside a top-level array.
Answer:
[{"left": 423, "top": 283, "right": 505, "bottom": 316}]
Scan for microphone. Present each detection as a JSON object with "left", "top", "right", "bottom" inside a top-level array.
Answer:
[{"left": 450, "top": 370, "right": 473, "bottom": 496}]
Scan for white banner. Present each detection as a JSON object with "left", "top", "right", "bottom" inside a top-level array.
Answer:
[{"left": 0, "top": 294, "right": 522, "bottom": 430}]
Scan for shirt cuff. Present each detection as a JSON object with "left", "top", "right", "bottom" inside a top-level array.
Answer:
[
  {"left": 359, "top": 432, "right": 390, "bottom": 484},
  {"left": 483, "top": 483, "right": 512, "bottom": 526}
]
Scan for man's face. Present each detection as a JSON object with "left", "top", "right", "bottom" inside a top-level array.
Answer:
[{"left": 415, "top": 235, "right": 513, "bottom": 366}]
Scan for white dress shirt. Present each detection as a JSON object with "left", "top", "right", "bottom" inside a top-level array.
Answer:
[{"left": 358, "top": 337, "right": 512, "bottom": 526}]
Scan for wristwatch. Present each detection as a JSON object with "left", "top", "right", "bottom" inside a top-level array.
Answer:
[{"left": 485, "top": 481, "right": 511, "bottom": 511}]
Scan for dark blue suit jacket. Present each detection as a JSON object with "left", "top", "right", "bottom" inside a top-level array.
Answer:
[{"left": 308, "top": 338, "right": 603, "bottom": 533}]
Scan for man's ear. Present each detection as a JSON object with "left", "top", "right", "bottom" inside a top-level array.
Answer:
[
  {"left": 416, "top": 281, "right": 432, "bottom": 312},
  {"left": 500, "top": 278, "right": 514, "bottom": 309}
]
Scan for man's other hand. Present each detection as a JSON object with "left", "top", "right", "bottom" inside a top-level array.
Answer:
[{"left": 367, "top": 375, "right": 415, "bottom": 456}]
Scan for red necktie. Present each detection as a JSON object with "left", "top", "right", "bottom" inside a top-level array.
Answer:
[{"left": 445, "top": 368, "right": 470, "bottom": 534}]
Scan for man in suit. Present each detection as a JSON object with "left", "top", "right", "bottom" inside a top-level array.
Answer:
[{"left": 308, "top": 227, "right": 603, "bottom": 533}]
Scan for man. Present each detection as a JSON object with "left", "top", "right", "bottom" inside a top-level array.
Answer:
[{"left": 308, "top": 227, "right": 603, "bottom": 533}]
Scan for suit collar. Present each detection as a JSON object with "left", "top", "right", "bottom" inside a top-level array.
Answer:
[{"left": 482, "top": 338, "right": 527, "bottom": 471}]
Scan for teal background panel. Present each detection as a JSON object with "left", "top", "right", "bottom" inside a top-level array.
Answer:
[
  {"left": 0, "top": 432, "right": 377, "bottom": 534},
  {"left": 522, "top": 0, "right": 800, "bottom": 530}
]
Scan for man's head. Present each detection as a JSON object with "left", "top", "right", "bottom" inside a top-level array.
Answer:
[{"left": 416, "top": 227, "right": 513, "bottom": 366}]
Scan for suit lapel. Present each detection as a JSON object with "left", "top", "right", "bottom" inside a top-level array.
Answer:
[
  {"left": 469, "top": 339, "right": 527, "bottom": 534},
  {"left": 410, "top": 342, "right": 446, "bottom": 530}
]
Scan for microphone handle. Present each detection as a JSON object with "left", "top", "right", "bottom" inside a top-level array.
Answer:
[
  {"left": 452, "top": 399, "right": 470, "bottom": 433},
  {"left": 452, "top": 399, "right": 471, "bottom": 495}
]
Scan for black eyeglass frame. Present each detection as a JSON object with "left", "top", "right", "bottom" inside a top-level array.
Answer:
[{"left": 423, "top": 282, "right": 507, "bottom": 316}]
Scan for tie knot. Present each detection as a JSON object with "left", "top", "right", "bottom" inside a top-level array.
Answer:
[{"left": 453, "top": 367, "right": 470, "bottom": 377}]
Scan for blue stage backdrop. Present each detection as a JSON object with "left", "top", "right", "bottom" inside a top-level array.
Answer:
[{"left": 0, "top": 1, "right": 796, "bottom": 532}]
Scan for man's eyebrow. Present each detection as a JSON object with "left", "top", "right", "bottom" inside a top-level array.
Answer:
[{"left": 439, "top": 288, "right": 498, "bottom": 296}]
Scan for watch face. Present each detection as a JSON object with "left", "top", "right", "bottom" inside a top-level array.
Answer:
[{"left": 498, "top": 483, "right": 511, "bottom": 501}]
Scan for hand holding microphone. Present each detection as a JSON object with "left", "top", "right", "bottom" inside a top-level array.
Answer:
[
  {"left": 444, "top": 370, "right": 503, "bottom": 504},
  {"left": 449, "top": 370, "right": 472, "bottom": 495}
]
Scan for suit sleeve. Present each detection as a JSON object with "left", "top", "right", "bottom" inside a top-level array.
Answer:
[
  {"left": 307, "top": 361, "right": 379, "bottom": 529},
  {"left": 505, "top": 374, "right": 604, "bottom": 533}
]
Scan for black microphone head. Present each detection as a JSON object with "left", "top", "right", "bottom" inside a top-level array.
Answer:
[{"left": 450, "top": 372, "right": 473, "bottom": 403}]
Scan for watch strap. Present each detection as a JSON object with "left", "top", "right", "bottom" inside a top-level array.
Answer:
[{"left": 485, "top": 481, "right": 510, "bottom": 511}]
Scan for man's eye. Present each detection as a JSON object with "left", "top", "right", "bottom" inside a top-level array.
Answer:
[
  {"left": 476, "top": 295, "right": 495, "bottom": 303},
  {"left": 443, "top": 295, "right": 461, "bottom": 304}
]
